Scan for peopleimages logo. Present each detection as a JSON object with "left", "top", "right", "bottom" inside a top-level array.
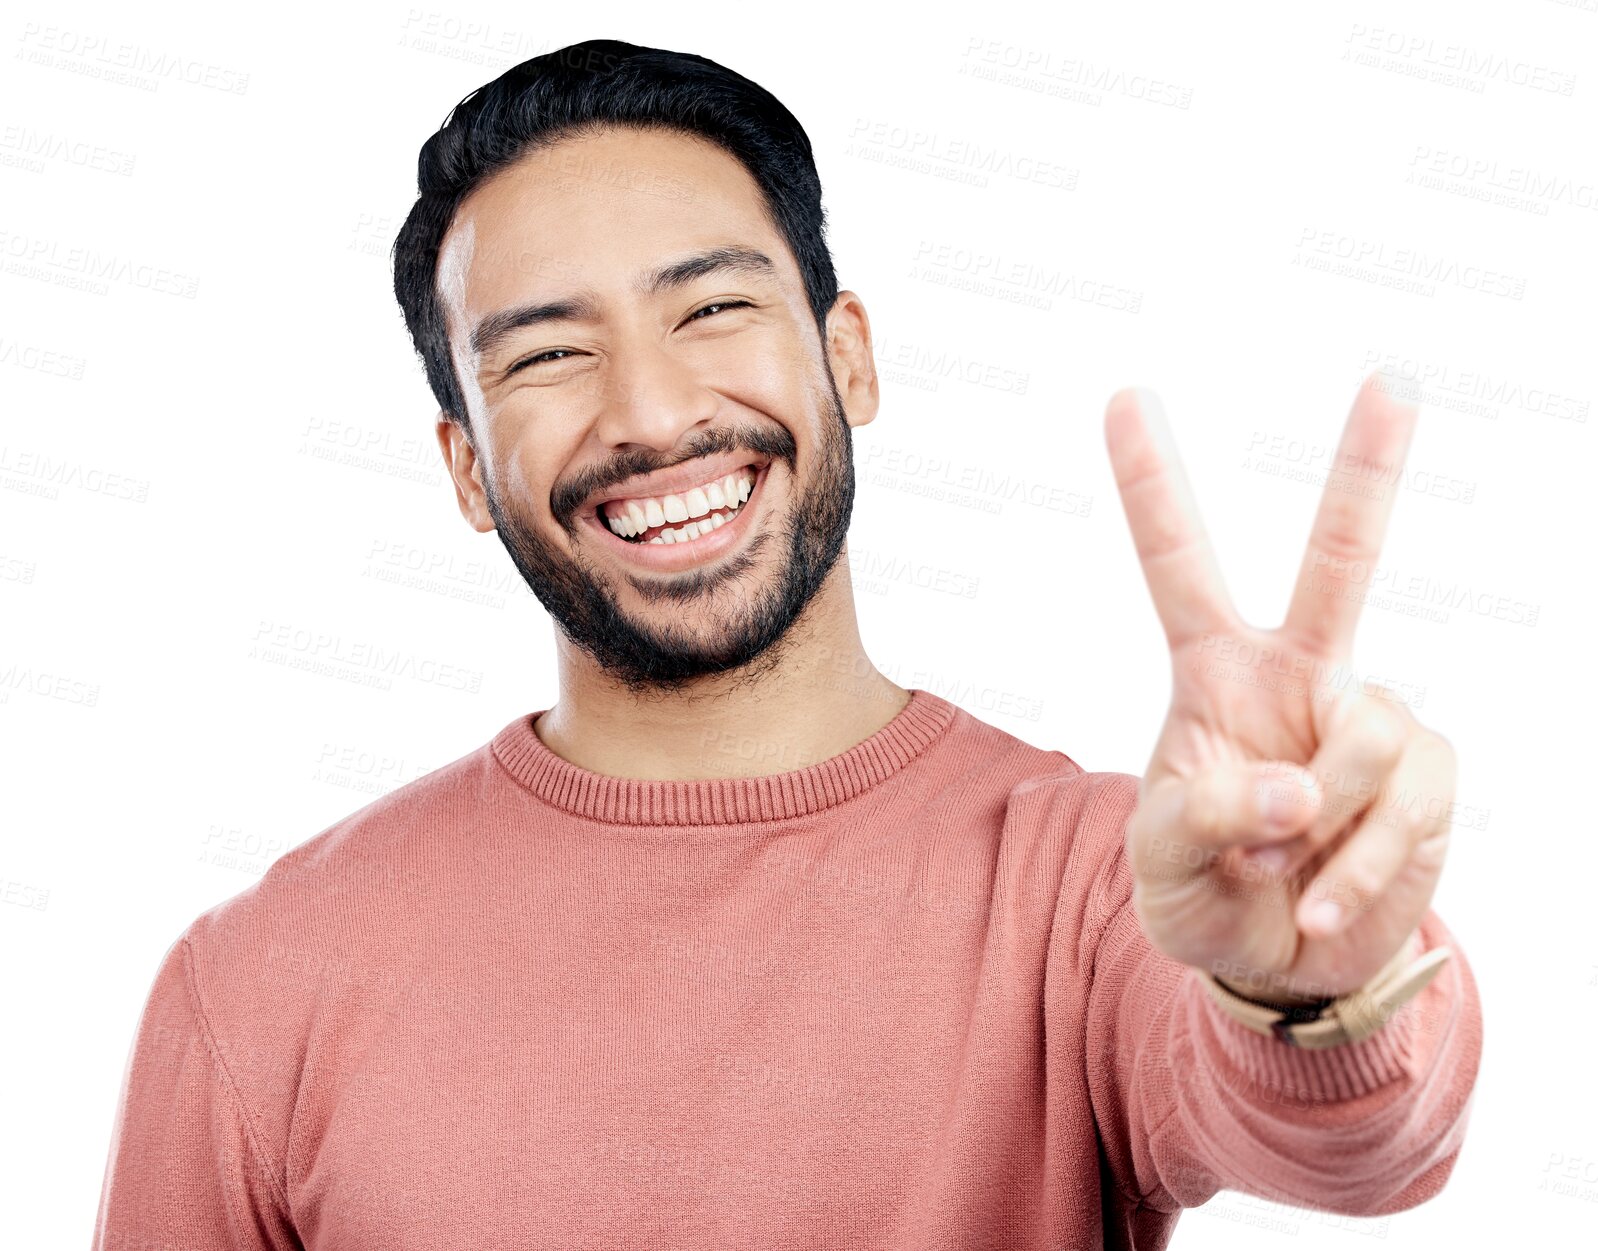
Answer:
[
  {"left": 1294, "top": 228, "right": 1526, "bottom": 301},
  {"left": 16, "top": 23, "right": 250, "bottom": 94},
  {"left": 1342, "top": 24, "right": 1578, "bottom": 96},
  {"left": 247, "top": 621, "right": 484, "bottom": 694},
  {"left": 1359, "top": 350, "right": 1590, "bottom": 424}
]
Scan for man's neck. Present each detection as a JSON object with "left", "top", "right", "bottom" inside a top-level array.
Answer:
[{"left": 535, "top": 570, "right": 910, "bottom": 782}]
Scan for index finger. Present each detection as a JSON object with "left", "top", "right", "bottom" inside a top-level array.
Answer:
[
  {"left": 1105, "top": 386, "right": 1237, "bottom": 648},
  {"left": 1283, "top": 371, "right": 1421, "bottom": 656}
]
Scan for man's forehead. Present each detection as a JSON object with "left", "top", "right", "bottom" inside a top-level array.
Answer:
[
  {"left": 439, "top": 207, "right": 592, "bottom": 317},
  {"left": 445, "top": 129, "right": 771, "bottom": 282},
  {"left": 438, "top": 151, "right": 788, "bottom": 343}
]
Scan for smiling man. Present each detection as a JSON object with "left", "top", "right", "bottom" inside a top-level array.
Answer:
[{"left": 92, "top": 39, "right": 1482, "bottom": 1250}]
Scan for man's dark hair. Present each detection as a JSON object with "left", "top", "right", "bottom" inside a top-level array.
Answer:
[{"left": 392, "top": 38, "right": 839, "bottom": 433}]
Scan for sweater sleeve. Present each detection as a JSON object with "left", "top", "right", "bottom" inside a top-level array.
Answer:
[
  {"left": 1079, "top": 772, "right": 1484, "bottom": 1217},
  {"left": 91, "top": 931, "right": 299, "bottom": 1250}
]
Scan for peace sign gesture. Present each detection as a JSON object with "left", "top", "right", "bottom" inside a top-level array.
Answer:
[{"left": 1104, "top": 371, "right": 1456, "bottom": 1005}]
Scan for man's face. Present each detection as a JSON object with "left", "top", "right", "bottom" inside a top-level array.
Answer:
[{"left": 434, "top": 125, "right": 875, "bottom": 694}]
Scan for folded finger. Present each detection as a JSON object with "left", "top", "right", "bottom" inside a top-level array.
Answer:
[
  {"left": 1296, "top": 729, "right": 1456, "bottom": 936},
  {"left": 1297, "top": 687, "right": 1413, "bottom": 859}
]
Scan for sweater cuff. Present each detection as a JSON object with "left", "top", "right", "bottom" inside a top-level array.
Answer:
[{"left": 1187, "top": 933, "right": 1439, "bottom": 1103}]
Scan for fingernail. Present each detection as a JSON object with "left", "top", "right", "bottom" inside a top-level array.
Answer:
[
  {"left": 1258, "top": 771, "right": 1315, "bottom": 827},
  {"left": 1134, "top": 386, "right": 1164, "bottom": 422},
  {"left": 1302, "top": 898, "right": 1343, "bottom": 934},
  {"left": 1248, "top": 846, "right": 1291, "bottom": 874}
]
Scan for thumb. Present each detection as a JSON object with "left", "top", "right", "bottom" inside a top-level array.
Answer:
[{"left": 1130, "top": 761, "right": 1324, "bottom": 884}]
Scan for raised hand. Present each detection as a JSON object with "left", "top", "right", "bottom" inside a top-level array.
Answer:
[{"left": 1103, "top": 371, "right": 1456, "bottom": 1005}]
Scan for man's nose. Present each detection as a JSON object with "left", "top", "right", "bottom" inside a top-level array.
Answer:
[{"left": 588, "top": 333, "right": 719, "bottom": 453}]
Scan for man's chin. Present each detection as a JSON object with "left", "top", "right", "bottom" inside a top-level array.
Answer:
[{"left": 561, "top": 603, "right": 798, "bottom": 693}]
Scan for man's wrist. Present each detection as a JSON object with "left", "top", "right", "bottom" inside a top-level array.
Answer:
[
  {"left": 1207, "top": 929, "right": 1431, "bottom": 1032},
  {"left": 1211, "top": 974, "right": 1331, "bottom": 1010},
  {"left": 1210, "top": 929, "right": 1427, "bottom": 1011}
]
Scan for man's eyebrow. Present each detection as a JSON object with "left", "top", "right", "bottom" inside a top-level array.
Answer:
[
  {"left": 468, "top": 246, "right": 778, "bottom": 360},
  {"left": 638, "top": 245, "right": 777, "bottom": 298}
]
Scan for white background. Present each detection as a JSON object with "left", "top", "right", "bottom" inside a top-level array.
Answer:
[{"left": 3, "top": 0, "right": 1594, "bottom": 1244}]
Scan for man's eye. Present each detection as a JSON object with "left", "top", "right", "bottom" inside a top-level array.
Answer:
[
  {"left": 686, "top": 299, "right": 754, "bottom": 323},
  {"left": 506, "top": 302, "right": 752, "bottom": 376},
  {"left": 508, "top": 348, "right": 576, "bottom": 375}
]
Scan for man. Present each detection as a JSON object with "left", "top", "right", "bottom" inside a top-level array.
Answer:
[{"left": 92, "top": 39, "right": 1480, "bottom": 1249}]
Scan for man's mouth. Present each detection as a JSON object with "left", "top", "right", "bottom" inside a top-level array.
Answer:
[{"left": 598, "top": 462, "right": 762, "bottom": 545}]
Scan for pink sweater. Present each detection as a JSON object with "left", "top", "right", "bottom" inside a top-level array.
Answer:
[{"left": 92, "top": 689, "right": 1482, "bottom": 1249}]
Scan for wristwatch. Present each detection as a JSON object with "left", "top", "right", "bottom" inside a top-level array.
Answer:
[{"left": 1202, "top": 929, "right": 1452, "bottom": 1049}]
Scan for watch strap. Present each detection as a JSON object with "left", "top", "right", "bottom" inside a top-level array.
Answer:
[{"left": 1203, "top": 930, "right": 1451, "bottom": 1049}]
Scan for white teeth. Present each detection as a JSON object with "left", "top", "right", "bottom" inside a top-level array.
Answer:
[{"left": 603, "top": 465, "right": 760, "bottom": 545}]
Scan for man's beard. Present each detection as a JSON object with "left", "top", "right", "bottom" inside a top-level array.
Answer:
[{"left": 479, "top": 379, "right": 856, "bottom": 696}]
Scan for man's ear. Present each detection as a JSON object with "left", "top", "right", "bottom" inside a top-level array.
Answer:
[
  {"left": 435, "top": 412, "right": 495, "bottom": 533},
  {"left": 825, "top": 291, "right": 879, "bottom": 430}
]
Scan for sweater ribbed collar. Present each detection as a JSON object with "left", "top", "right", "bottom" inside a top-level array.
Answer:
[{"left": 490, "top": 688, "right": 959, "bottom": 826}]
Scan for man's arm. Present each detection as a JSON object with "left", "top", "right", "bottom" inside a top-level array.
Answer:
[
  {"left": 1079, "top": 774, "right": 1483, "bottom": 1216},
  {"left": 91, "top": 930, "right": 297, "bottom": 1249}
]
